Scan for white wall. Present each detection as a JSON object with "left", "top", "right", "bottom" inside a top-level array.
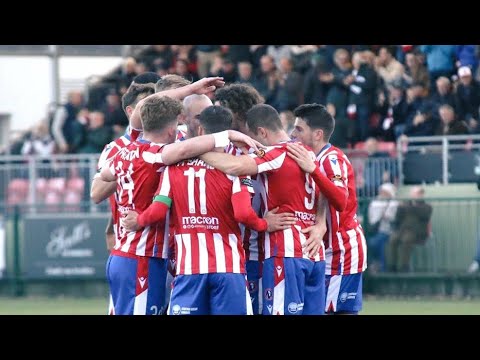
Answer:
[
  {"left": 0, "top": 56, "right": 53, "bottom": 132},
  {"left": 0, "top": 55, "right": 123, "bottom": 133}
]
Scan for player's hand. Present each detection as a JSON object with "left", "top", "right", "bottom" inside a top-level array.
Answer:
[
  {"left": 105, "top": 232, "right": 115, "bottom": 251},
  {"left": 265, "top": 207, "right": 297, "bottom": 232},
  {"left": 301, "top": 222, "right": 327, "bottom": 258},
  {"left": 228, "top": 130, "right": 265, "bottom": 153},
  {"left": 286, "top": 143, "right": 316, "bottom": 173},
  {"left": 191, "top": 77, "right": 225, "bottom": 95},
  {"left": 122, "top": 211, "right": 140, "bottom": 232}
]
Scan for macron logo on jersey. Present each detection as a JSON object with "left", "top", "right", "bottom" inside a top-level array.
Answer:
[
  {"left": 182, "top": 216, "right": 219, "bottom": 230},
  {"left": 138, "top": 277, "right": 146, "bottom": 288},
  {"left": 276, "top": 265, "right": 283, "bottom": 277}
]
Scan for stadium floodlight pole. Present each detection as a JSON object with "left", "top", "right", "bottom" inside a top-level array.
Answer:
[{"left": 48, "top": 45, "right": 60, "bottom": 105}]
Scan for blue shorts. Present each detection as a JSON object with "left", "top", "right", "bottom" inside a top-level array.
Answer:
[
  {"left": 106, "top": 254, "right": 168, "bottom": 315},
  {"left": 325, "top": 273, "right": 363, "bottom": 314},
  {"left": 246, "top": 260, "right": 263, "bottom": 315},
  {"left": 262, "top": 257, "right": 325, "bottom": 315},
  {"left": 168, "top": 273, "right": 253, "bottom": 315}
]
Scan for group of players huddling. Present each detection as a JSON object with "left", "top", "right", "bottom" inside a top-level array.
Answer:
[{"left": 91, "top": 72, "right": 367, "bottom": 315}]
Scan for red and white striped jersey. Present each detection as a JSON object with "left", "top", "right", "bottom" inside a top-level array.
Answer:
[
  {"left": 109, "top": 139, "right": 169, "bottom": 259},
  {"left": 97, "top": 129, "right": 141, "bottom": 242},
  {"left": 317, "top": 144, "right": 367, "bottom": 275},
  {"left": 157, "top": 158, "right": 253, "bottom": 275},
  {"left": 225, "top": 143, "right": 265, "bottom": 262},
  {"left": 250, "top": 141, "right": 324, "bottom": 262}
]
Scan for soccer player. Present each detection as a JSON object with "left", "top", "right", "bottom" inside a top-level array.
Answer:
[
  {"left": 287, "top": 103, "right": 367, "bottom": 315},
  {"left": 99, "top": 96, "right": 183, "bottom": 315},
  {"left": 122, "top": 106, "right": 296, "bottom": 314},
  {"left": 214, "top": 83, "right": 265, "bottom": 314},
  {"left": 198, "top": 104, "right": 328, "bottom": 315},
  {"left": 92, "top": 83, "right": 156, "bottom": 250}
]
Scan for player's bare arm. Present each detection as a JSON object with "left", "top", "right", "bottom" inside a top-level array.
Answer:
[
  {"left": 287, "top": 142, "right": 348, "bottom": 211},
  {"left": 161, "top": 130, "right": 263, "bottom": 165},
  {"left": 100, "top": 165, "right": 116, "bottom": 182},
  {"left": 130, "top": 77, "right": 225, "bottom": 129},
  {"left": 200, "top": 151, "right": 259, "bottom": 176},
  {"left": 302, "top": 194, "right": 328, "bottom": 258},
  {"left": 232, "top": 191, "right": 296, "bottom": 232},
  {"left": 90, "top": 175, "right": 117, "bottom": 204}
]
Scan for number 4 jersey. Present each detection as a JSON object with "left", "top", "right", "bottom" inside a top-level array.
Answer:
[{"left": 109, "top": 139, "right": 169, "bottom": 259}]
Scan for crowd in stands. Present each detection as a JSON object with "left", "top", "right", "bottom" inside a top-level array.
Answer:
[{"left": 3, "top": 45, "right": 480, "bottom": 158}]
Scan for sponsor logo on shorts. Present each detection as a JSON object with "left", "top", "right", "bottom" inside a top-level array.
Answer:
[
  {"left": 339, "top": 292, "right": 357, "bottom": 303},
  {"left": 287, "top": 302, "right": 304, "bottom": 314},
  {"left": 171, "top": 304, "right": 198, "bottom": 315},
  {"left": 248, "top": 281, "right": 257, "bottom": 292}
]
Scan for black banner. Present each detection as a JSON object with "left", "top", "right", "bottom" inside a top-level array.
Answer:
[{"left": 23, "top": 213, "right": 109, "bottom": 279}]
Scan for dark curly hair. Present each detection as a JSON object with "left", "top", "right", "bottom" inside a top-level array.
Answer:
[{"left": 214, "top": 84, "right": 264, "bottom": 123}]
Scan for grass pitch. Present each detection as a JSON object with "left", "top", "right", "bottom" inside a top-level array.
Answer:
[{"left": 0, "top": 296, "right": 479, "bottom": 315}]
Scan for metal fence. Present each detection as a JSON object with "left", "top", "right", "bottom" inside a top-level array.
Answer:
[
  {"left": 0, "top": 154, "right": 108, "bottom": 213},
  {"left": 397, "top": 134, "right": 480, "bottom": 185}
]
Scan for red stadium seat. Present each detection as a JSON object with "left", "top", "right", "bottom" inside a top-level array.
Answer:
[
  {"left": 36, "top": 178, "right": 48, "bottom": 197},
  {"left": 66, "top": 177, "right": 85, "bottom": 194},
  {"left": 44, "top": 191, "right": 61, "bottom": 212},
  {"left": 8, "top": 178, "right": 29, "bottom": 196},
  {"left": 64, "top": 190, "right": 82, "bottom": 212},
  {"left": 47, "top": 177, "right": 66, "bottom": 194},
  {"left": 377, "top": 141, "right": 397, "bottom": 157}
]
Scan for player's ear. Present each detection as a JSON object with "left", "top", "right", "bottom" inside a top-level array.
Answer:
[
  {"left": 198, "top": 125, "right": 206, "bottom": 136},
  {"left": 258, "top": 127, "right": 267, "bottom": 139},
  {"left": 314, "top": 128, "right": 324, "bottom": 142},
  {"left": 125, "top": 106, "right": 133, "bottom": 118}
]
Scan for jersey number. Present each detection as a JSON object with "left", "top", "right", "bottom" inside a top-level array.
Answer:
[
  {"left": 116, "top": 161, "right": 134, "bottom": 204},
  {"left": 184, "top": 168, "right": 207, "bottom": 214},
  {"left": 304, "top": 173, "right": 316, "bottom": 210}
]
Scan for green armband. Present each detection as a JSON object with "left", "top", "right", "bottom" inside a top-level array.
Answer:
[{"left": 153, "top": 195, "right": 172, "bottom": 208}]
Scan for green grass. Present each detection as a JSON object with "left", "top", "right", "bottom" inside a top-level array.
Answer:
[{"left": 0, "top": 296, "right": 480, "bottom": 315}]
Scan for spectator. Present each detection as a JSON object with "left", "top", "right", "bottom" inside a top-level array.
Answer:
[
  {"left": 273, "top": 57, "right": 303, "bottom": 111},
  {"left": 455, "top": 66, "right": 480, "bottom": 133},
  {"left": 455, "top": 45, "right": 478, "bottom": 72},
  {"left": 253, "top": 54, "right": 279, "bottom": 106},
  {"left": 402, "top": 51, "right": 430, "bottom": 89},
  {"left": 77, "top": 112, "right": 112, "bottom": 154},
  {"left": 386, "top": 186, "right": 433, "bottom": 272},
  {"left": 51, "top": 90, "right": 84, "bottom": 153},
  {"left": 375, "top": 46, "right": 405, "bottom": 87},
  {"left": 196, "top": 45, "right": 221, "bottom": 78},
  {"left": 419, "top": 45, "right": 456, "bottom": 92},
  {"left": 348, "top": 51, "right": 378, "bottom": 142},
  {"left": 21, "top": 121, "right": 55, "bottom": 158},
  {"left": 433, "top": 104, "right": 469, "bottom": 136},
  {"left": 100, "top": 89, "right": 129, "bottom": 135},
  {"left": 403, "top": 82, "right": 436, "bottom": 137},
  {"left": 367, "top": 183, "right": 398, "bottom": 272},
  {"left": 430, "top": 76, "right": 456, "bottom": 119},
  {"left": 236, "top": 61, "right": 254, "bottom": 84}
]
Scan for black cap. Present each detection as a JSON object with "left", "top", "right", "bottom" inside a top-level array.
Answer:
[{"left": 133, "top": 72, "right": 161, "bottom": 85}]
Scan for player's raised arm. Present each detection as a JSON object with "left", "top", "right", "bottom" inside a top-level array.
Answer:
[
  {"left": 200, "top": 151, "right": 259, "bottom": 176},
  {"left": 130, "top": 77, "right": 225, "bottom": 129},
  {"left": 287, "top": 142, "right": 348, "bottom": 212},
  {"left": 160, "top": 129, "right": 263, "bottom": 166}
]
